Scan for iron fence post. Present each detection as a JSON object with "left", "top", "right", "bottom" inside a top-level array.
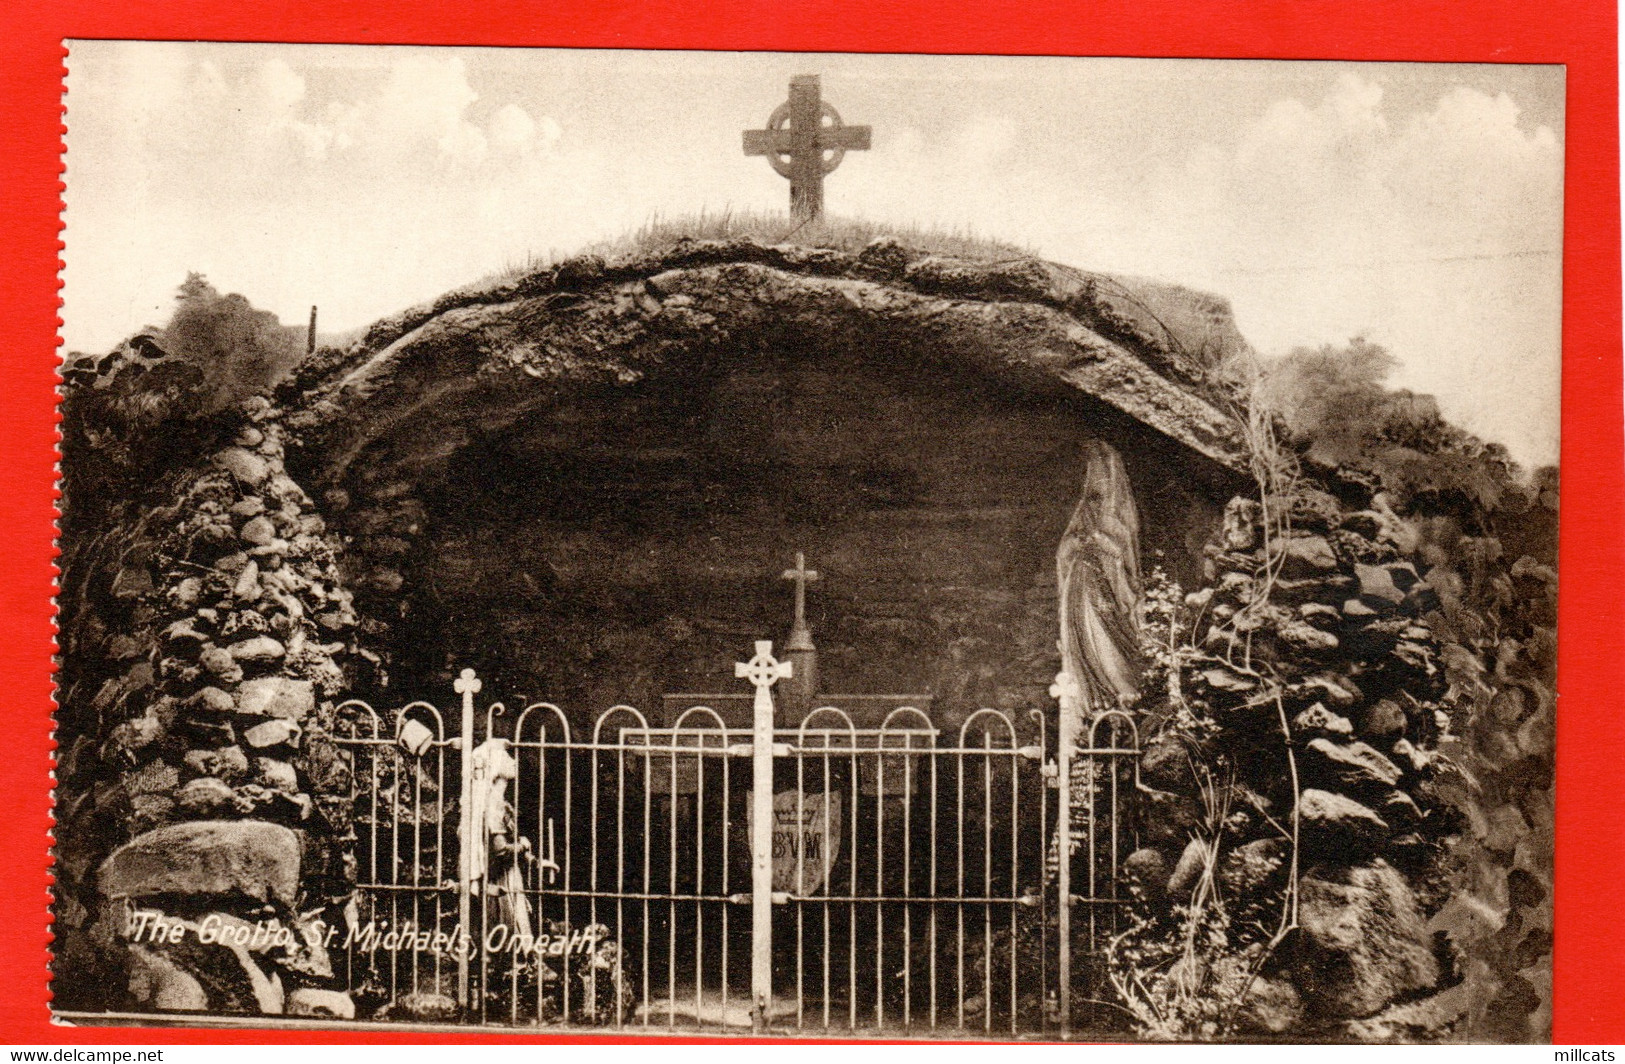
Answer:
[
  {"left": 454, "top": 667, "right": 481, "bottom": 1011},
  {"left": 1050, "top": 671, "right": 1080, "bottom": 1039},
  {"left": 736, "top": 641, "right": 791, "bottom": 1033}
]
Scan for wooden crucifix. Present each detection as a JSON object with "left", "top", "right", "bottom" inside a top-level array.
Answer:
[{"left": 743, "top": 75, "right": 871, "bottom": 222}]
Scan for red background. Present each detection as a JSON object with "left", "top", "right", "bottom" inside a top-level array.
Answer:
[{"left": 1, "top": 0, "right": 1618, "bottom": 1045}]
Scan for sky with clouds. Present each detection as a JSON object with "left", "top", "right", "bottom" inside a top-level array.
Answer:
[{"left": 61, "top": 44, "right": 1564, "bottom": 468}]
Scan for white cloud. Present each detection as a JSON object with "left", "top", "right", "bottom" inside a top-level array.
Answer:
[
  {"left": 60, "top": 49, "right": 1562, "bottom": 467},
  {"left": 1102, "top": 73, "right": 1563, "bottom": 466}
]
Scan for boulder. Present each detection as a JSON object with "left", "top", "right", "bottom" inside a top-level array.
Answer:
[
  {"left": 239, "top": 515, "right": 277, "bottom": 547},
  {"left": 1236, "top": 974, "right": 1304, "bottom": 1035},
  {"left": 199, "top": 647, "right": 244, "bottom": 685},
  {"left": 228, "top": 636, "right": 285, "bottom": 663},
  {"left": 242, "top": 718, "right": 301, "bottom": 750},
  {"left": 1291, "top": 674, "right": 1358, "bottom": 710},
  {"left": 1342, "top": 598, "right": 1379, "bottom": 619},
  {"left": 173, "top": 577, "right": 203, "bottom": 608},
  {"left": 98, "top": 820, "right": 301, "bottom": 907},
  {"left": 1302, "top": 739, "right": 1402, "bottom": 797},
  {"left": 254, "top": 757, "right": 300, "bottom": 793},
  {"left": 1298, "top": 602, "right": 1341, "bottom": 628},
  {"left": 1122, "top": 848, "right": 1170, "bottom": 903},
  {"left": 1166, "top": 837, "right": 1209, "bottom": 899},
  {"left": 1379, "top": 789, "right": 1423, "bottom": 830},
  {"left": 213, "top": 448, "right": 270, "bottom": 487},
  {"left": 1138, "top": 788, "right": 1204, "bottom": 847},
  {"left": 1279, "top": 619, "right": 1340, "bottom": 653},
  {"left": 1269, "top": 488, "right": 1342, "bottom": 530},
  {"left": 286, "top": 988, "right": 356, "bottom": 1019},
  {"left": 126, "top": 759, "right": 180, "bottom": 796},
  {"left": 1357, "top": 699, "right": 1407, "bottom": 739},
  {"left": 1390, "top": 739, "right": 1431, "bottom": 776},
  {"left": 1299, "top": 789, "right": 1389, "bottom": 852},
  {"left": 1139, "top": 735, "right": 1196, "bottom": 792},
  {"left": 175, "top": 776, "right": 242, "bottom": 817},
  {"left": 182, "top": 744, "right": 250, "bottom": 782},
  {"left": 1354, "top": 563, "right": 1405, "bottom": 607},
  {"left": 1288, "top": 860, "right": 1440, "bottom": 1019},
  {"left": 1273, "top": 575, "right": 1355, "bottom": 606},
  {"left": 232, "top": 560, "right": 262, "bottom": 601},
  {"left": 127, "top": 943, "right": 209, "bottom": 1012},
  {"left": 235, "top": 677, "right": 314, "bottom": 723},
  {"left": 1198, "top": 666, "right": 1256, "bottom": 693},
  {"left": 111, "top": 566, "right": 154, "bottom": 600},
  {"left": 188, "top": 686, "right": 237, "bottom": 717},
  {"left": 1271, "top": 534, "right": 1339, "bottom": 578},
  {"left": 1340, "top": 511, "right": 1384, "bottom": 539},
  {"left": 1293, "top": 703, "right": 1354, "bottom": 739}
]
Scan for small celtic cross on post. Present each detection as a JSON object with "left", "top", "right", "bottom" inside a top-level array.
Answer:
[
  {"left": 743, "top": 74, "right": 871, "bottom": 222},
  {"left": 735, "top": 640, "right": 793, "bottom": 694}
]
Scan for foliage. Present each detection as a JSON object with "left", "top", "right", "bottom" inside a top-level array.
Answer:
[
  {"left": 162, "top": 273, "right": 306, "bottom": 413},
  {"left": 60, "top": 276, "right": 302, "bottom": 531},
  {"left": 1102, "top": 567, "right": 1289, "bottom": 1040},
  {"left": 1257, "top": 338, "right": 1520, "bottom": 517}
]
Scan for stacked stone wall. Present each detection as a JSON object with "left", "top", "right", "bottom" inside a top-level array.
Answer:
[
  {"left": 1120, "top": 479, "right": 1458, "bottom": 1035},
  {"left": 53, "top": 399, "right": 362, "bottom": 1018}
]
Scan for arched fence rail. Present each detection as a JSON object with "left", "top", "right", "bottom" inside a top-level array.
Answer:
[{"left": 329, "top": 658, "right": 1139, "bottom": 1036}]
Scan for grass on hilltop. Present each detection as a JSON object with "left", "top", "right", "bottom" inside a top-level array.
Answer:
[{"left": 466, "top": 207, "right": 1038, "bottom": 293}]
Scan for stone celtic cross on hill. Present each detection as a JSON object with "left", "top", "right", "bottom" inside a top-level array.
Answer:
[{"left": 743, "top": 75, "right": 871, "bottom": 221}]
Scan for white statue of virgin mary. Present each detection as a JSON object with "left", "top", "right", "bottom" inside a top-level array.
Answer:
[
  {"left": 463, "top": 737, "right": 534, "bottom": 946},
  {"left": 1055, "top": 439, "right": 1144, "bottom": 716}
]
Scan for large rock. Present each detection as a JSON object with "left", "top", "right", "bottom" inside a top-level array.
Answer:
[
  {"left": 99, "top": 821, "right": 300, "bottom": 907},
  {"left": 1354, "top": 563, "right": 1405, "bottom": 607},
  {"left": 1301, "top": 738, "right": 1403, "bottom": 798},
  {"left": 1139, "top": 734, "right": 1197, "bottom": 792},
  {"left": 1122, "top": 847, "right": 1170, "bottom": 904},
  {"left": 235, "top": 677, "right": 314, "bottom": 722},
  {"left": 1293, "top": 703, "right": 1354, "bottom": 739},
  {"left": 213, "top": 447, "right": 270, "bottom": 486},
  {"left": 228, "top": 636, "right": 285, "bottom": 663},
  {"left": 175, "top": 776, "right": 243, "bottom": 817},
  {"left": 239, "top": 516, "right": 277, "bottom": 547},
  {"left": 1270, "top": 534, "right": 1339, "bottom": 578},
  {"left": 242, "top": 718, "right": 301, "bottom": 750},
  {"left": 287, "top": 987, "right": 356, "bottom": 1019},
  {"left": 127, "top": 943, "right": 209, "bottom": 1011},
  {"left": 1166, "top": 837, "right": 1208, "bottom": 899},
  {"left": 1299, "top": 789, "right": 1390, "bottom": 852},
  {"left": 1288, "top": 860, "right": 1440, "bottom": 1019}
]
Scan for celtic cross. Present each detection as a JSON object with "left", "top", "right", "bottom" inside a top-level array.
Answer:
[
  {"left": 743, "top": 75, "right": 871, "bottom": 222},
  {"left": 735, "top": 640, "right": 793, "bottom": 693}
]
